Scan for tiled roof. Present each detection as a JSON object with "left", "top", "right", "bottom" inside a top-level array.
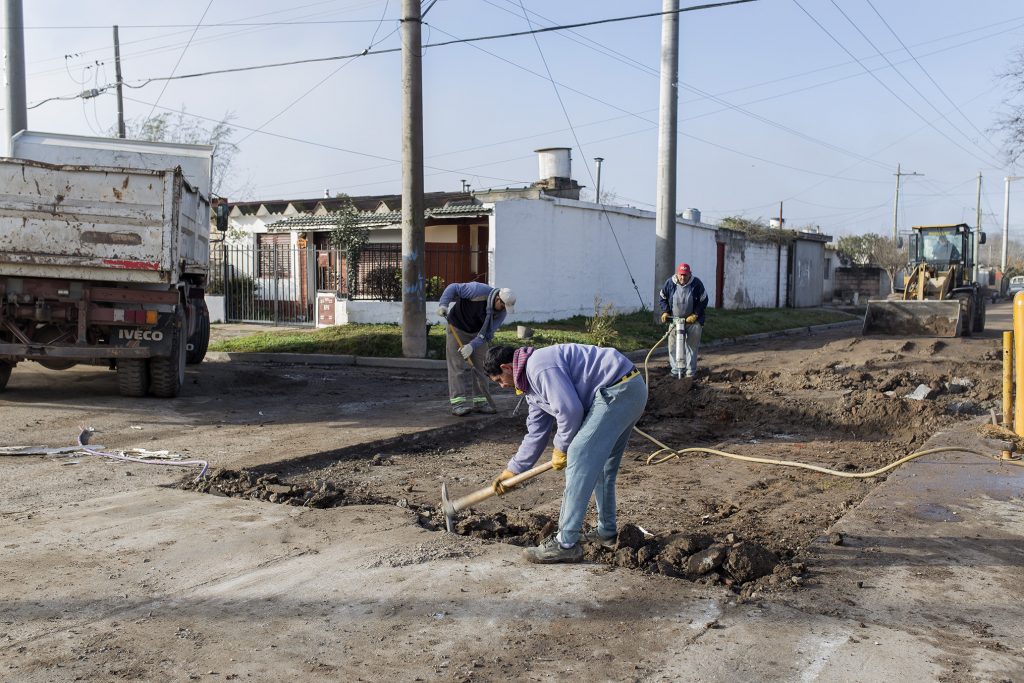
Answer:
[
  {"left": 267, "top": 201, "right": 491, "bottom": 231},
  {"left": 227, "top": 191, "right": 474, "bottom": 216}
]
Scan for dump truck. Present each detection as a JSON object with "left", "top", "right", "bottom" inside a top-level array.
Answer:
[
  {"left": 0, "top": 131, "right": 224, "bottom": 397},
  {"left": 863, "top": 223, "right": 986, "bottom": 337}
]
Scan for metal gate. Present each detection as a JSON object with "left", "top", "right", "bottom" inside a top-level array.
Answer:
[{"left": 210, "top": 241, "right": 485, "bottom": 325}]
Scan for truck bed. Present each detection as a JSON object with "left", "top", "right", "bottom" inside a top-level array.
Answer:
[{"left": 0, "top": 157, "right": 208, "bottom": 285}]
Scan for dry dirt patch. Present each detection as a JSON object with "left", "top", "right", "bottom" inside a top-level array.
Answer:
[{"left": 185, "top": 331, "right": 1003, "bottom": 595}]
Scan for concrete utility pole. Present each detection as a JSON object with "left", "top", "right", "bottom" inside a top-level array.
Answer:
[
  {"left": 3, "top": 0, "right": 27, "bottom": 155},
  {"left": 974, "top": 172, "right": 982, "bottom": 280},
  {"left": 400, "top": 0, "right": 426, "bottom": 358},
  {"left": 1003, "top": 176, "right": 1024, "bottom": 273},
  {"left": 594, "top": 157, "right": 604, "bottom": 203},
  {"left": 892, "top": 163, "right": 923, "bottom": 241},
  {"left": 653, "top": 0, "right": 679, "bottom": 322},
  {"left": 114, "top": 25, "right": 126, "bottom": 138}
]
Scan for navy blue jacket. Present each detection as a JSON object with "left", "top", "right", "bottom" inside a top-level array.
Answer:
[{"left": 658, "top": 275, "right": 708, "bottom": 325}]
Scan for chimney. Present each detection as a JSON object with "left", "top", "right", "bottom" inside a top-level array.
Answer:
[
  {"left": 324, "top": 188, "right": 330, "bottom": 198},
  {"left": 533, "top": 147, "right": 582, "bottom": 200}
]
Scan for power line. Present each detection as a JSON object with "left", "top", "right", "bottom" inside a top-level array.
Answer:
[
  {"left": 147, "top": 0, "right": 214, "bottom": 120},
  {"left": 791, "top": 0, "right": 1002, "bottom": 170},
  {"left": 824, "top": 0, "right": 1002, "bottom": 168}
]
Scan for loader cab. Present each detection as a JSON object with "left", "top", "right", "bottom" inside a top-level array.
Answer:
[{"left": 907, "top": 224, "right": 982, "bottom": 282}]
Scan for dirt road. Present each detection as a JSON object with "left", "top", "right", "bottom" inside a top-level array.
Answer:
[{"left": 2, "top": 311, "right": 1021, "bottom": 681}]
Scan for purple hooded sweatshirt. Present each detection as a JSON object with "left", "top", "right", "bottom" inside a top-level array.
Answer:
[{"left": 505, "top": 343, "right": 635, "bottom": 474}]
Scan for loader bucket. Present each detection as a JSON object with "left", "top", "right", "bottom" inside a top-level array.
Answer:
[{"left": 862, "top": 299, "right": 962, "bottom": 337}]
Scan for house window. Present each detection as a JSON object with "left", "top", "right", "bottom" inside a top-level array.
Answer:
[
  {"left": 258, "top": 233, "right": 291, "bottom": 278},
  {"left": 824, "top": 257, "right": 831, "bottom": 280}
]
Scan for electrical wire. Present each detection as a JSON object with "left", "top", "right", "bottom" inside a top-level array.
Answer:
[
  {"left": 75, "top": 428, "right": 209, "bottom": 481},
  {"left": 147, "top": 0, "right": 215, "bottom": 120}
]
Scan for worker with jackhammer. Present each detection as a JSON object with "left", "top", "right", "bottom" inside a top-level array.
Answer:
[
  {"left": 437, "top": 283, "right": 516, "bottom": 416},
  {"left": 483, "top": 343, "right": 648, "bottom": 563},
  {"left": 658, "top": 262, "right": 709, "bottom": 382}
]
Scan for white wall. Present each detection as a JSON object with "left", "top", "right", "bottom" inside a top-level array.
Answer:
[
  {"left": 721, "top": 239, "right": 790, "bottom": 308},
  {"left": 490, "top": 198, "right": 718, "bottom": 321}
]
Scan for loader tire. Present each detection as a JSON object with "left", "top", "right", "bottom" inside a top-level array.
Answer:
[
  {"left": 954, "top": 294, "right": 973, "bottom": 337},
  {"left": 0, "top": 362, "right": 11, "bottom": 392},
  {"left": 116, "top": 359, "right": 148, "bottom": 398},
  {"left": 973, "top": 296, "right": 986, "bottom": 333},
  {"left": 149, "top": 309, "right": 186, "bottom": 398},
  {"left": 186, "top": 301, "right": 210, "bottom": 365}
]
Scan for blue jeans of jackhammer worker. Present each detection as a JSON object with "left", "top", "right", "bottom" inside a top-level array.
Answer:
[
  {"left": 668, "top": 318, "right": 702, "bottom": 378},
  {"left": 555, "top": 373, "right": 649, "bottom": 547}
]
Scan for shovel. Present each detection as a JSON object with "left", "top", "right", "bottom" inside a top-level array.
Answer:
[
  {"left": 440, "top": 460, "right": 553, "bottom": 532},
  {"left": 448, "top": 324, "right": 499, "bottom": 413}
]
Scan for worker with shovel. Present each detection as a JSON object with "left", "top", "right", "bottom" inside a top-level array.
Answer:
[
  {"left": 483, "top": 343, "right": 648, "bottom": 563},
  {"left": 437, "top": 283, "right": 516, "bottom": 416},
  {"left": 658, "top": 262, "right": 708, "bottom": 384}
]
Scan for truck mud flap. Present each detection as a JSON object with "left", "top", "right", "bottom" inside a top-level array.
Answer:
[{"left": 862, "top": 299, "right": 962, "bottom": 337}]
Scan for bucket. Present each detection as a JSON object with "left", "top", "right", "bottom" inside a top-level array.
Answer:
[{"left": 517, "top": 325, "right": 534, "bottom": 339}]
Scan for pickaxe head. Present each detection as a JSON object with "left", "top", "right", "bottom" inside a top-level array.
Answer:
[{"left": 440, "top": 481, "right": 456, "bottom": 533}]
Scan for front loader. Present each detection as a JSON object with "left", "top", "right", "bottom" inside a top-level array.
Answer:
[{"left": 862, "top": 223, "right": 986, "bottom": 337}]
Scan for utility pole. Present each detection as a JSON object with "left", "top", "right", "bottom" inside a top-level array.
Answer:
[
  {"left": 113, "top": 25, "right": 125, "bottom": 138},
  {"left": 1002, "top": 176, "right": 1023, "bottom": 273},
  {"left": 594, "top": 157, "right": 604, "bottom": 204},
  {"left": 892, "top": 163, "right": 923, "bottom": 241},
  {"left": 400, "top": 0, "right": 425, "bottom": 357},
  {"left": 653, "top": 0, "right": 679, "bottom": 323},
  {"left": 974, "top": 172, "right": 982, "bottom": 281},
  {"left": 3, "top": 0, "right": 27, "bottom": 155}
]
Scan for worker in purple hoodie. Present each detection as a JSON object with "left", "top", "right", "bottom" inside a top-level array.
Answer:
[{"left": 483, "top": 343, "right": 648, "bottom": 563}]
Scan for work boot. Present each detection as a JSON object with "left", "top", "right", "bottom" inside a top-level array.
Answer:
[
  {"left": 451, "top": 404, "right": 474, "bottom": 417},
  {"left": 475, "top": 403, "right": 497, "bottom": 414},
  {"left": 580, "top": 528, "right": 617, "bottom": 549},
  {"left": 522, "top": 535, "right": 583, "bottom": 564}
]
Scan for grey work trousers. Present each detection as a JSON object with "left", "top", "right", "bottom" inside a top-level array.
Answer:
[{"left": 446, "top": 324, "right": 490, "bottom": 407}]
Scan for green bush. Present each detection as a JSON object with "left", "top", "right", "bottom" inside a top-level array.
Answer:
[
  {"left": 425, "top": 275, "right": 446, "bottom": 300},
  {"left": 363, "top": 266, "right": 402, "bottom": 301},
  {"left": 208, "top": 273, "right": 258, "bottom": 320}
]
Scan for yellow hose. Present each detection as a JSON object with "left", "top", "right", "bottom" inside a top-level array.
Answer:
[{"left": 633, "top": 426, "right": 1024, "bottom": 475}]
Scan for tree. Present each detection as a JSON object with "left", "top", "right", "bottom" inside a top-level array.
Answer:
[
  {"left": 835, "top": 234, "right": 873, "bottom": 266},
  {"left": 997, "top": 48, "right": 1024, "bottom": 163},
  {"left": 836, "top": 233, "right": 906, "bottom": 291},
  {"left": 329, "top": 194, "right": 367, "bottom": 297},
  {"left": 114, "top": 109, "right": 240, "bottom": 195}
]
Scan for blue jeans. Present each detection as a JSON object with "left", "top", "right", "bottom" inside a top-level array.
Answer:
[{"left": 555, "top": 374, "right": 648, "bottom": 546}]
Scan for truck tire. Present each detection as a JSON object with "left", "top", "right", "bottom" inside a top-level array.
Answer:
[
  {"left": 0, "top": 362, "right": 11, "bottom": 391},
  {"left": 116, "top": 359, "right": 149, "bottom": 397},
  {"left": 953, "top": 294, "right": 973, "bottom": 336},
  {"left": 186, "top": 301, "right": 210, "bottom": 365},
  {"left": 149, "top": 309, "right": 186, "bottom": 398}
]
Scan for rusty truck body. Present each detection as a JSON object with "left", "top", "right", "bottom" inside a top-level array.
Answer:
[{"left": 0, "top": 131, "right": 217, "bottom": 397}]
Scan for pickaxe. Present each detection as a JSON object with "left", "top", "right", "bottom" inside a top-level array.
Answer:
[
  {"left": 448, "top": 324, "right": 499, "bottom": 413},
  {"left": 440, "top": 460, "right": 553, "bottom": 532}
]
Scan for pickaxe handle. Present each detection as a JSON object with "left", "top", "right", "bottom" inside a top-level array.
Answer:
[{"left": 442, "top": 460, "right": 554, "bottom": 518}]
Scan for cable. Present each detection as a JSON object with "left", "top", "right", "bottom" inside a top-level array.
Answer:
[
  {"left": 147, "top": 0, "right": 214, "bottom": 120},
  {"left": 75, "top": 428, "right": 209, "bottom": 481},
  {"left": 515, "top": 0, "right": 646, "bottom": 310}
]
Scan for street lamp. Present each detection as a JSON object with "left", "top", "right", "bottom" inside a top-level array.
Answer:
[{"left": 1002, "top": 176, "right": 1024, "bottom": 272}]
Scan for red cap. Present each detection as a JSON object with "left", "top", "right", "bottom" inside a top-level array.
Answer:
[{"left": 677, "top": 263, "right": 691, "bottom": 276}]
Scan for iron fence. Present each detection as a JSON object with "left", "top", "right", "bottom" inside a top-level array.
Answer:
[{"left": 209, "top": 241, "right": 486, "bottom": 324}]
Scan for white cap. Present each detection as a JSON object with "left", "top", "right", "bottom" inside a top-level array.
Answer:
[{"left": 497, "top": 287, "right": 516, "bottom": 312}]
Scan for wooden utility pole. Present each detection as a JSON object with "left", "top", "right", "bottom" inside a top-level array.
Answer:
[
  {"left": 114, "top": 25, "right": 126, "bottom": 138},
  {"left": 400, "top": 0, "right": 426, "bottom": 357},
  {"left": 974, "top": 172, "right": 982, "bottom": 280},
  {"left": 3, "top": 0, "right": 27, "bottom": 155},
  {"left": 653, "top": 0, "right": 679, "bottom": 322}
]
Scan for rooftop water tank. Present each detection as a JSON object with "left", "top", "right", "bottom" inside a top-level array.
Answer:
[
  {"left": 535, "top": 147, "right": 572, "bottom": 180},
  {"left": 682, "top": 208, "right": 701, "bottom": 223}
]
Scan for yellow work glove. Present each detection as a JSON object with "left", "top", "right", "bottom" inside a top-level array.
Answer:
[
  {"left": 551, "top": 448, "right": 567, "bottom": 470},
  {"left": 492, "top": 469, "right": 516, "bottom": 495},
  {"left": 685, "top": 314, "right": 698, "bottom": 324},
  {"left": 660, "top": 312, "right": 669, "bottom": 324}
]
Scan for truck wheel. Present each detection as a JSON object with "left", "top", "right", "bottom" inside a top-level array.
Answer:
[
  {"left": 0, "top": 362, "right": 11, "bottom": 391},
  {"left": 149, "top": 309, "right": 186, "bottom": 398},
  {"left": 116, "top": 359, "right": 149, "bottom": 397},
  {"left": 186, "top": 301, "right": 210, "bottom": 365}
]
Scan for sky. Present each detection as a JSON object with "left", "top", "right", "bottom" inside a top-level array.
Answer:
[{"left": 11, "top": 0, "right": 1024, "bottom": 242}]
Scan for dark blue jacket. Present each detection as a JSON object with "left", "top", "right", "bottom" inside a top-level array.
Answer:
[{"left": 658, "top": 275, "right": 708, "bottom": 325}]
